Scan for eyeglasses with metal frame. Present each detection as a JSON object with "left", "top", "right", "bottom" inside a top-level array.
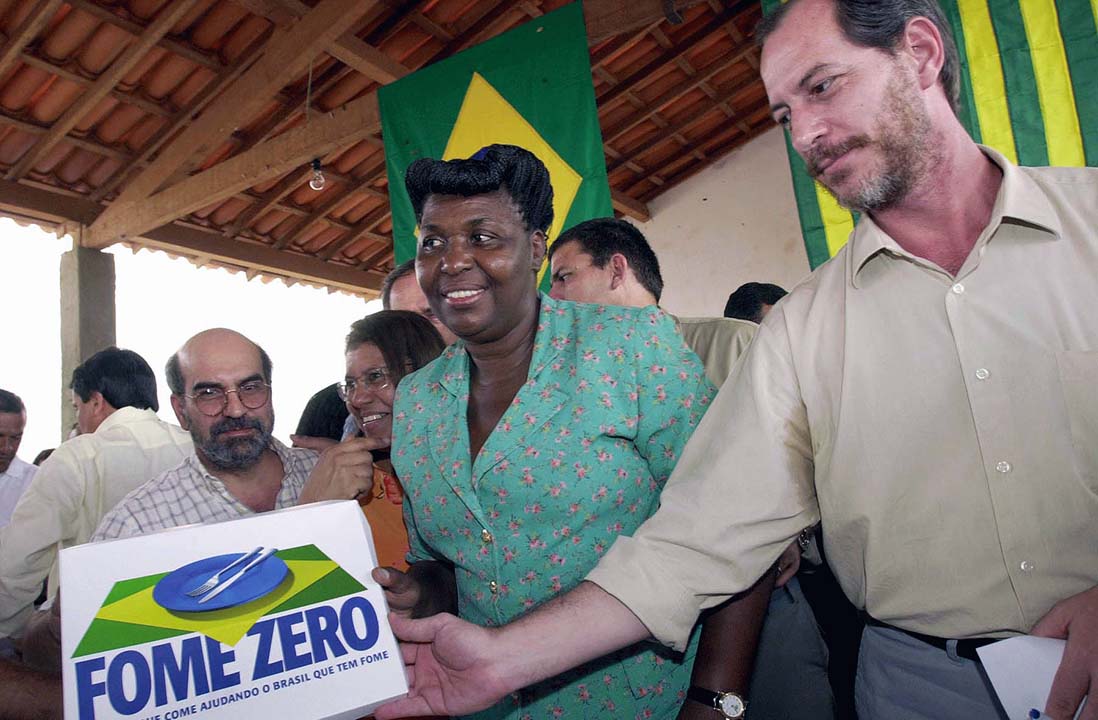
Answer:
[
  {"left": 337, "top": 368, "right": 393, "bottom": 400},
  {"left": 185, "top": 380, "right": 271, "bottom": 417}
]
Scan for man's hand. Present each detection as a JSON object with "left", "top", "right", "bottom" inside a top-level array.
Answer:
[
  {"left": 298, "top": 436, "right": 388, "bottom": 504},
  {"left": 1032, "top": 585, "right": 1098, "bottom": 720},
  {"left": 289, "top": 434, "right": 339, "bottom": 452},
  {"left": 775, "top": 541, "right": 801, "bottom": 588},
  {"left": 374, "top": 613, "right": 513, "bottom": 719}
]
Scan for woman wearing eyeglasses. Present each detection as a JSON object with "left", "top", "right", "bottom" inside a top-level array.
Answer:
[{"left": 337, "top": 311, "right": 445, "bottom": 572}]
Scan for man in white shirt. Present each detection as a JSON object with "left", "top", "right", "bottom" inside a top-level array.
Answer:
[
  {"left": 0, "top": 348, "right": 193, "bottom": 637},
  {"left": 0, "top": 390, "right": 35, "bottom": 529}
]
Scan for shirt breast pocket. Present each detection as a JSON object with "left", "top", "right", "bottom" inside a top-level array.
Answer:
[{"left": 1056, "top": 350, "right": 1098, "bottom": 493}]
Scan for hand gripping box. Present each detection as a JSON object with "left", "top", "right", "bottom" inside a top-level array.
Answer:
[{"left": 60, "top": 500, "right": 408, "bottom": 720}]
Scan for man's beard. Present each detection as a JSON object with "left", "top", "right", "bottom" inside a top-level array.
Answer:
[
  {"left": 805, "top": 69, "right": 935, "bottom": 213},
  {"left": 193, "top": 414, "right": 273, "bottom": 471}
]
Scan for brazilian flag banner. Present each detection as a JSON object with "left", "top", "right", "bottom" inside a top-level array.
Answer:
[
  {"left": 762, "top": 0, "right": 1098, "bottom": 269},
  {"left": 379, "top": 1, "right": 612, "bottom": 275}
]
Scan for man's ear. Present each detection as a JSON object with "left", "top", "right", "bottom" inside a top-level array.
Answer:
[
  {"left": 89, "top": 391, "right": 114, "bottom": 426},
  {"left": 609, "top": 253, "right": 630, "bottom": 290},
  {"left": 903, "top": 16, "right": 945, "bottom": 94},
  {"left": 170, "top": 394, "right": 190, "bottom": 430},
  {"left": 530, "top": 230, "right": 548, "bottom": 272}
]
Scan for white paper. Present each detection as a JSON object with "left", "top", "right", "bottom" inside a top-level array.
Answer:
[{"left": 977, "top": 636, "right": 1086, "bottom": 719}]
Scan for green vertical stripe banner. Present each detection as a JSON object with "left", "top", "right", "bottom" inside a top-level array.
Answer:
[
  {"left": 379, "top": 1, "right": 612, "bottom": 288},
  {"left": 763, "top": 0, "right": 1098, "bottom": 270}
]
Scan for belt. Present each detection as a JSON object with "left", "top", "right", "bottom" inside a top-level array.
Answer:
[{"left": 864, "top": 615, "right": 997, "bottom": 662}]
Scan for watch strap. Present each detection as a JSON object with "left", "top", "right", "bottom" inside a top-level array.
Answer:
[{"left": 687, "top": 685, "right": 720, "bottom": 708}]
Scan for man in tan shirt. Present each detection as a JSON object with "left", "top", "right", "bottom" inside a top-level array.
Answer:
[{"left": 374, "top": 2, "right": 1098, "bottom": 719}]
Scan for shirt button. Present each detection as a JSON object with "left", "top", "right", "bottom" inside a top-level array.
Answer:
[
  {"left": 996, "top": 461, "right": 1012, "bottom": 473},
  {"left": 951, "top": 283, "right": 965, "bottom": 295},
  {"left": 1020, "top": 560, "right": 1035, "bottom": 572},
  {"left": 482, "top": 528, "right": 494, "bottom": 544},
  {"left": 489, "top": 581, "right": 498, "bottom": 594},
  {"left": 975, "top": 368, "right": 990, "bottom": 380}
]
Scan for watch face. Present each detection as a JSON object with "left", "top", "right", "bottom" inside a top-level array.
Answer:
[{"left": 718, "top": 693, "right": 745, "bottom": 718}]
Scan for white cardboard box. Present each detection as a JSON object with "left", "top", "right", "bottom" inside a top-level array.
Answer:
[{"left": 61, "top": 500, "right": 408, "bottom": 720}]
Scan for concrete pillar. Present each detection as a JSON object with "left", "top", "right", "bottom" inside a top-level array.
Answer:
[{"left": 59, "top": 245, "right": 116, "bottom": 441}]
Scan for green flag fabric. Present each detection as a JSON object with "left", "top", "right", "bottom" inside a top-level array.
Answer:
[
  {"left": 379, "top": 1, "right": 612, "bottom": 280},
  {"left": 761, "top": 0, "right": 1098, "bottom": 269}
]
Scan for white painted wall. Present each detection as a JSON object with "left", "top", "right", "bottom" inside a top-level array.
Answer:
[{"left": 634, "top": 127, "right": 812, "bottom": 317}]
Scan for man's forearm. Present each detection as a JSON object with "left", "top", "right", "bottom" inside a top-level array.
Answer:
[
  {"left": 493, "top": 581, "right": 652, "bottom": 693},
  {"left": 688, "top": 566, "right": 776, "bottom": 695}
]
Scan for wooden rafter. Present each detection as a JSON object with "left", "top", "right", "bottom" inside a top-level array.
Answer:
[
  {"left": 90, "top": 31, "right": 273, "bottom": 202},
  {"left": 16, "top": 51, "right": 172, "bottom": 118},
  {"left": 584, "top": 0, "right": 710, "bottom": 42},
  {"left": 84, "top": 0, "right": 379, "bottom": 247},
  {"left": 84, "top": 91, "right": 383, "bottom": 247},
  {"left": 274, "top": 161, "right": 387, "bottom": 250},
  {"left": 597, "top": 1, "right": 752, "bottom": 108},
  {"left": 68, "top": 0, "right": 221, "bottom": 72},
  {"left": 607, "top": 74, "right": 757, "bottom": 174},
  {"left": 611, "top": 190, "right": 650, "bottom": 222},
  {"left": 6, "top": 0, "right": 202, "bottom": 181},
  {"left": 139, "top": 223, "right": 385, "bottom": 297},
  {"left": 318, "top": 204, "right": 390, "bottom": 260},
  {"left": 233, "top": 0, "right": 411, "bottom": 83},
  {"left": 603, "top": 44, "right": 757, "bottom": 146},
  {"left": 0, "top": 0, "right": 64, "bottom": 80}
]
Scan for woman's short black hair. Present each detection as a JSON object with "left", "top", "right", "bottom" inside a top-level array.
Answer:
[
  {"left": 345, "top": 311, "right": 446, "bottom": 384},
  {"left": 404, "top": 144, "right": 554, "bottom": 235}
]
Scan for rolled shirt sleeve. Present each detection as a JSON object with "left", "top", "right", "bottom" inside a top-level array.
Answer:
[{"left": 587, "top": 311, "right": 820, "bottom": 651}]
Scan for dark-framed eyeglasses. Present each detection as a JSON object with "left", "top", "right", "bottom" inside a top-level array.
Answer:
[
  {"left": 185, "top": 380, "right": 271, "bottom": 417},
  {"left": 337, "top": 368, "right": 392, "bottom": 400}
]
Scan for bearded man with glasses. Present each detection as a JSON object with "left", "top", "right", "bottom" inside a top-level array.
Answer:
[{"left": 93, "top": 328, "right": 383, "bottom": 541}]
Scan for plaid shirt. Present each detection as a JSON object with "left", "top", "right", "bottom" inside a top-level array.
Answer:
[{"left": 92, "top": 438, "right": 318, "bottom": 541}]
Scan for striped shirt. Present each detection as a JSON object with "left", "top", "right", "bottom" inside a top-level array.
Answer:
[{"left": 92, "top": 438, "right": 318, "bottom": 541}]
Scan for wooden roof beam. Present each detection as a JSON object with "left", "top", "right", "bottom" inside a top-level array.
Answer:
[
  {"left": 0, "top": 113, "right": 130, "bottom": 161},
  {"left": 0, "top": 0, "right": 64, "bottom": 79},
  {"left": 583, "top": 0, "right": 710, "bottom": 43},
  {"left": 603, "top": 44, "right": 756, "bottom": 145},
  {"left": 17, "top": 51, "right": 172, "bottom": 118},
  {"left": 597, "top": 0, "right": 752, "bottom": 108},
  {"left": 90, "top": 31, "right": 273, "bottom": 202},
  {"left": 234, "top": 0, "right": 411, "bottom": 83},
  {"left": 86, "top": 0, "right": 378, "bottom": 246},
  {"left": 6, "top": 0, "right": 201, "bottom": 181},
  {"left": 139, "top": 222, "right": 385, "bottom": 296},
  {"left": 68, "top": 0, "right": 222, "bottom": 72},
  {"left": 607, "top": 74, "right": 756, "bottom": 173},
  {"left": 318, "top": 205, "right": 390, "bottom": 260},
  {"left": 611, "top": 190, "right": 650, "bottom": 222},
  {"left": 84, "top": 90, "right": 382, "bottom": 247},
  {"left": 272, "top": 173, "right": 383, "bottom": 250}
]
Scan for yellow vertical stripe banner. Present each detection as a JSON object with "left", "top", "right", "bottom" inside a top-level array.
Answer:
[
  {"left": 1018, "top": 0, "right": 1086, "bottom": 167},
  {"left": 957, "top": 0, "right": 1018, "bottom": 164}
]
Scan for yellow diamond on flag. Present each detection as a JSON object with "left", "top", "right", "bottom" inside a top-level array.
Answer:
[{"left": 443, "top": 72, "right": 583, "bottom": 277}]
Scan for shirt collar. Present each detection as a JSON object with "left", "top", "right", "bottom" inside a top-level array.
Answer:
[
  {"left": 93, "top": 406, "right": 158, "bottom": 434},
  {"left": 850, "top": 144, "right": 1063, "bottom": 285},
  {"left": 434, "top": 293, "right": 562, "bottom": 397}
]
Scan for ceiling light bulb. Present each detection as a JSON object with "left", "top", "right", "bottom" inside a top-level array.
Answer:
[{"left": 309, "top": 158, "right": 326, "bottom": 191}]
